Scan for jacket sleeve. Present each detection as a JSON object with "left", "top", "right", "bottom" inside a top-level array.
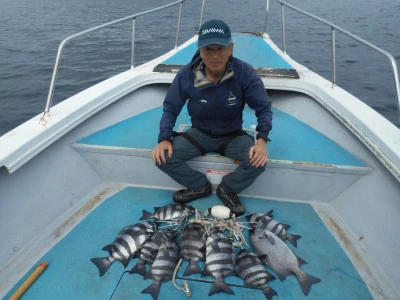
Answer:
[
  {"left": 158, "top": 71, "right": 188, "bottom": 143},
  {"left": 243, "top": 65, "right": 273, "bottom": 142}
]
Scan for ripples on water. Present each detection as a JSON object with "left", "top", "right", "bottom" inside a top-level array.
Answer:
[{"left": 0, "top": 0, "right": 399, "bottom": 137}]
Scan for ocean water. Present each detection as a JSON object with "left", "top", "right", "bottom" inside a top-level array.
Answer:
[{"left": 0, "top": 0, "right": 399, "bottom": 137}]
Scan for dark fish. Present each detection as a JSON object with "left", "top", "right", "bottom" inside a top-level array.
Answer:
[
  {"left": 129, "top": 231, "right": 165, "bottom": 277},
  {"left": 141, "top": 230, "right": 180, "bottom": 300},
  {"left": 180, "top": 222, "right": 206, "bottom": 276},
  {"left": 202, "top": 228, "right": 235, "bottom": 296},
  {"left": 91, "top": 221, "right": 157, "bottom": 276},
  {"left": 140, "top": 203, "right": 195, "bottom": 221},
  {"left": 236, "top": 249, "right": 277, "bottom": 300},
  {"left": 247, "top": 212, "right": 301, "bottom": 247},
  {"left": 250, "top": 227, "right": 321, "bottom": 296}
]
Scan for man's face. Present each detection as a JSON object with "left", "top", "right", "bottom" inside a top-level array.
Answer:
[{"left": 199, "top": 44, "right": 233, "bottom": 76}]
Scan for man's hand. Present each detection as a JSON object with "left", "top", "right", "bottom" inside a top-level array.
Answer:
[
  {"left": 249, "top": 138, "right": 268, "bottom": 167},
  {"left": 152, "top": 140, "right": 173, "bottom": 165}
]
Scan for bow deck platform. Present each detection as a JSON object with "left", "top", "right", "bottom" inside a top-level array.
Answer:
[{"left": 154, "top": 33, "right": 300, "bottom": 79}]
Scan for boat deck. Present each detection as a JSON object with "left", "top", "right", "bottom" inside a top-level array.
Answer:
[{"left": 5, "top": 186, "right": 373, "bottom": 299}]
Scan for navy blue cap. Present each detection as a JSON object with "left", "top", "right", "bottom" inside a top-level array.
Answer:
[{"left": 198, "top": 19, "right": 232, "bottom": 48}]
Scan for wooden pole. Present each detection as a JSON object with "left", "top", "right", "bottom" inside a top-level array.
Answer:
[{"left": 9, "top": 262, "right": 48, "bottom": 300}]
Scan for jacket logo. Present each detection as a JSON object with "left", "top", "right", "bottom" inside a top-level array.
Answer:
[
  {"left": 228, "top": 92, "right": 236, "bottom": 106},
  {"left": 201, "top": 99, "right": 207, "bottom": 103}
]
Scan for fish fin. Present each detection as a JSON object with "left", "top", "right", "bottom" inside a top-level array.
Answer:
[
  {"left": 144, "top": 270, "right": 153, "bottom": 280},
  {"left": 120, "top": 256, "right": 130, "bottom": 268},
  {"left": 246, "top": 212, "right": 255, "bottom": 221},
  {"left": 261, "top": 285, "right": 278, "bottom": 300},
  {"left": 201, "top": 267, "right": 212, "bottom": 277},
  {"left": 274, "top": 270, "right": 287, "bottom": 281},
  {"left": 101, "top": 243, "right": 114, "bottom": 253},
  {"left": 282, "top": 223, "right": 291, "bottom": 230},
  {"left": 211, "top": 243, "right": 220, "bottom": 252},
  {"left": 257, "top": 254, "right": 268, "bottom": 264},
  {"left": 141, "top": 281, "right": 161, "bottom": 300},
  {"left": 208, "top": 279, "right": 235, "bottom": 296},
  {"left": 296, "top": 255, "right": 308, "bottom": 266},
  {"left": 139, "top": 222, "right": 151, "bottom": 228},
  {"left": 296, "top": 271, "right": 321, "bottom": 296},
  {"left": 266, "top": 270, "right": 276, "bottom": 282},
  {"left": 90, "top": 257, "right": 112, "bottom": 277},
  {"left": 183, "top": 261, "right": 203, "bottom": 276},
  {"left": 260, "top": 217, "right": 270, "bottom": 227},
  {"left": 287, "top": 234, "right": 302, "bottom": 248},
  {"left": 129, "top": 260, "right": 147, "bottom": 277},
  {"left": 140, "top": 210, "right": 153, "bottom": 220},
  {"left": 265, "top": 209, "right": 274, "bottom": 217},
  {"left": 264, "top": 233, "right": 275, "bottom": 245}
]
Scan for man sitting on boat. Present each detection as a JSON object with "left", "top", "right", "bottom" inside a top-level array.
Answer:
[{"left": 152, "top": 19, "right": 272, "bottom": 216}]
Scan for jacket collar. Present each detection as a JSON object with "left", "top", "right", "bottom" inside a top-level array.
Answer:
[{"left": 190, "top": 50, "right": 234, "bottom": 89}]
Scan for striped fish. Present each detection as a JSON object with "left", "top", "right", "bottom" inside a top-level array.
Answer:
[
  {"left": 202, "top": 228, "right": 235, "bottom": 296},
  {"left": 180, "top": 222, "right": 206, "bottom": 276},
  {"left": 141, "top": 230, "right": 180, "bottom": 300},
  {"left": 140, "top": 203, "right": 195, "bottom": 222},
  {"left": 236, "top": 249, "right": 277, "bottom": 300},
  {"left": 247, "top": 212, "right": 301, "bottom": 247},
  {"left": 90, "top": 221, "right": 157, "bottom": 276},
  {"left": 129, "top": 231, "right": 165, "bottom": 277}
]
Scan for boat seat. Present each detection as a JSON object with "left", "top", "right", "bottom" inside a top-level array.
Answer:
[{"left": 72, "top": 106, "right": 370, "bottom": 202}]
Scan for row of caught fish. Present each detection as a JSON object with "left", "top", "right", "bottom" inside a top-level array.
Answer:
[{"left": 90, "top": 203, "right": 321, "bottom": 299}]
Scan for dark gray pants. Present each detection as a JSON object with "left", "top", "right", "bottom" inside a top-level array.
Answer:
[{"left": 157, "top": 128, "right": 265, "bottom": 193}]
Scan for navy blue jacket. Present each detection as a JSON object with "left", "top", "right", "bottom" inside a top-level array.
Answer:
[{"left": 158, "top": 51, "right": 273, "bottom": 143}]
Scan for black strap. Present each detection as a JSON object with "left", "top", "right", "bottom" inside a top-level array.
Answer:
[
  {"left": 173, "top": 131, "right": 207, "bottom": 155},
  {"left": 217, "top": 130, "right": 250, "bottom": 156}
]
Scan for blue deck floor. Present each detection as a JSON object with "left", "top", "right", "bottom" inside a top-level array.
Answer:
[
  {"left": 6, "top": 187, "right": 372, "bottom": 299},
  {"left": 161, "top": 33, "right": 294, "bottom": 70}
]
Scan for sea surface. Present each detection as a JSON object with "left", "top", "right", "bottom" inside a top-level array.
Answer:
[{"left": 1, "top": 0, "right": 399, "bottom": 137}]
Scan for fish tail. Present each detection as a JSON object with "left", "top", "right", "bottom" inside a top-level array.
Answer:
[
  {"left": 129, "top": 260, "right": 147, "bottom": 277},
  {"left": 265, "top": 270, "right": 276, "bottom": 283},
  {"left": 183, "top": 261, "right": 202, "bottom": 276},
  {"left": 90, "top": 257, "right": 112, "bottom": 277},
  {"left": 140, "top": 210, "right": 153, "bottom": 220},
  {"left": 208, "top": 278, "right": 235, "bottom": 296},
  {"left": 261, "top": 285, "right": 278, "bottom": 300},
  {"left": 141, "top": 281, "right": 161, "bottom": 300},
  {"left": 287, "top": 234, "right": 302, "bottom": 248},
  {"left": 297, "top": 271, "right": 321, "bottom": 296}
]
